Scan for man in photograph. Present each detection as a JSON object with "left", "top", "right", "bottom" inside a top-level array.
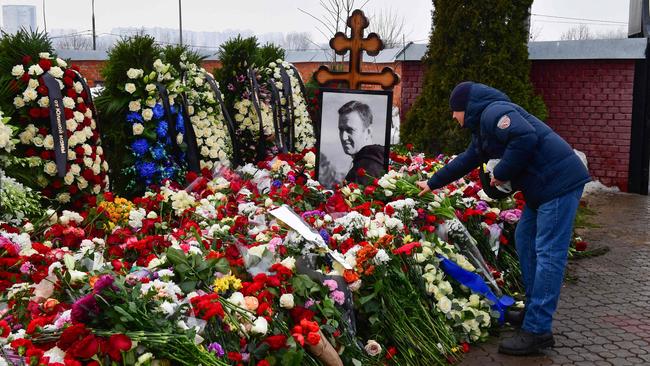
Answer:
[{"left": 337, "top": 100, "right": 385, "bottom": 185}]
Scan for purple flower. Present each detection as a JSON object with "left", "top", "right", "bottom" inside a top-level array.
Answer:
[
  {"left": 227, "top": 83, "right": 235, "bottom": 91},
  {"left": 330, "top": 290, "right": 345, "bottom": 305},
  {"left": 319, "top": 229, "right": 330, "bottom": 243},
  {"left": 207, "top": 342, "right": 225, "bottom": 357},
  {"left": 94, "top": 274, "right": 116, "bottom": 293},
  {"left": 323, "top": 279, "right": 338, "bottom": 291},
  {"left": 475, "top": 201, "right": 489, "bottom": 212},
  {"left": 71, "top": 294, "right": 99, "bottom": 323},
  {"left": 304, "top": 298, "right": 316, "bottom": 308},
  {"left": 499, "top": 209, "right": 522, "bottom": 224}
]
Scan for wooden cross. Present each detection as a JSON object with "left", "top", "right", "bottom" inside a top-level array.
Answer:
[{"left": 314, "top": 9, "right": 400, "bottom": 90}]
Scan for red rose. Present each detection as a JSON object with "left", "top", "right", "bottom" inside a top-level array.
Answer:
[
  {"left": 64, "top": 69, "right": 76, "bottom": 79},
  {"left": 386, "top": 346, "right": 397, "bottom": 359},
  {"left": 63, "top": 76, "right": 74, "bottom": 87},
  {"left": 37, "top": 85, "right": 48, "bottom": 95},
  {"left": 575, "top": 240, "right": 587, "bottom": 251},
  {"left": 306, "top": 332, "right": 321, "bottom": 346},
  {"left": 461, "top": 342, "right": 470, "bottom": 353},
  {"left": 263, "top": 334, "right": 287, "bottom": 350},
  {"left": 393, "top": 242, "right": 421, "bottom": 256},
  {"left": 66, "top": 89, "right": 77, "bottom": 98},
  {"left": 40, "top": 107, "right": 50, "bottom": 118},
  {"left": 356, "top": 167, "right": 366, "bottom": 177},
  {"left": 257, "top": 361, "right": 270, "bottom": 366},
  {"left": 292, "top": 333, "right": 305, "bottom": 346},
  {"left": 38, "top": 58, "right": 51, "bottom": 71},
  {"left": 28, "top": 108, "right": 41, "bottom": 119}
]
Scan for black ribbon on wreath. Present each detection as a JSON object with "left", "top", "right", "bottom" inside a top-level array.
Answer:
[
  {"left": 155, "top": 83, "right": 184, "bottom": 162},
  {"left": 178, "top": 90, "right": 201, "bottom": 173},
  {"left": 42, "top": 73, "right": 68, "bottom": 178},
  {"left": 279, "top": 67, "right": 296, "bottom": 152},
  {"left": 202, "top": 72, "right": 241, "bottom": 167},
  {"left": 248, "top": 68, "right": 270, "bottom": 162},
  {"left": 267, "top": 78, "right": 287, "bottom": 154}
]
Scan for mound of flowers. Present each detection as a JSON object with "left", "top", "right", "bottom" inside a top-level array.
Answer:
[{"left": 0, "top": 146, "right": 543, "bottom": 366}]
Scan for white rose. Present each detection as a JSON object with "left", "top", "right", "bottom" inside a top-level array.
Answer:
[
  {"left": 145, "top": 98, "right": 156, "bottom": 107},
  {"left": 280, "top": 256, "right": 296, "bottom": 270},
  {"left": 57, "top": 193, "right": 71, "bottom": 204},
  {"left": 28, "top": 79, "right": 40, "bottom": 89},
  {"left": 13, "top": 96, "right": 25, "bottom": 108},
  {"left": 63, "top": 97, "right": 75, "bottom": 109},
  {"left": 22, "top": 88, "right": 38, "bottom": 102},
  {"left": 66, "top": 119, "right": 78, "bottom": 132},
  {"left": 11, "top": 64, "right": 25, "bottom": 77},
  {"left": 74, "top": 82, "right": 83, "bottom": 93},
  {"left": 279, "top": 293, "right": 294, "bottom": 309},
  {"left": 70, "top": 164, "right": 81, "bottom": 175},
  {"left": 176, "top": 133, "right": 184, "bottom": 145},
  {"left": 56, "top": 58, "right": 68, "bottom": 68},
  {"left": 437, "top": 296, "right": 452, "bottom": 314},
  {"left": 74, "top": 111, "right": 84, "bottom": 123},
  {"left": 132, "top": 123, "right": 144, "bottom": 135},
  {"left": 39, "top": 52, "right": 51, "bottom": 59},
  {"left": 48, "top": 66, "right": 64, "bottom": 78},
  {"left": 127, "top": 68, "right": 142, "bottom": 79},
  {"left": 303, "top": 151, "right": 316, "bottom": 166},
  {"left": 76, "top": 177, "right": 88, "bottom": 189},
  {"left": 43, "top": 135, "right": 54, "bottom": 149},
  {"left": 145, "top": 84, "right": 156, "bottom": 92},
  {"left": 128, "top": 100, "right": 141, "bottom": 111},
  {"left": 63, "top": 173, "right": 74, "bottom": 185},
  {"left": 28, "top": 64, "right": 44, "bottom": 76},
  {"left": 364, "top": 340, "right": 382, "bottom": 356},
  {"left": 124, "top": 83, "right": 136, "bottom": 94},
  {"left": 38, "top": 96, "right": 50, "bottom": 107},
  {"left": 82, "top": 144, "right": 92, "bottom": 156},
  {"left": 141, "top": 108, "right": 153, "bottom": 121},
  {"left": 251, "top": 317, "right": 268, "bottom": 335}
]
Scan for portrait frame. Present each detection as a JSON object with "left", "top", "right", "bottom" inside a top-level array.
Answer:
[{"left": 316, "top": 88, "right": 393, "bottom": 189}]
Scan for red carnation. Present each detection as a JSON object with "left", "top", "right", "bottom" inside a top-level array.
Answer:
[
  {"left": 393, "top": 242, "right": 422, "bottom": 256},
  {"left": 67, "top": 334, "right": 99, "bottom": 359},
  {"left": 257, "top": 361, "right": 270, "bottom": 366},
  {"left": 0, "top": 320, "right": 10, "bottom": 337},
  {"left": 103, "top": 334, "right": 132, "bottom": 361},
  {"left": 227, "top": 352, "right": 242, "bottom": 362}
]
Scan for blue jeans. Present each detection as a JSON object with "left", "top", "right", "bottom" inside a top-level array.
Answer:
[{"left": 515, "top": 185, "right": 585, "bottom": 334}]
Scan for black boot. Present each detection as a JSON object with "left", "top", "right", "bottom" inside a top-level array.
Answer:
[
  {"left": 498, "top": 329, "right": 554, "bottom": 355},
  {"left": 504, "top": 308, "right": 525, "bottom": 327}
]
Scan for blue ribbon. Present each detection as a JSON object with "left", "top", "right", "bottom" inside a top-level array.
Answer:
[{"left": 436, "top": 254, "right": 514, "bottom": 323}]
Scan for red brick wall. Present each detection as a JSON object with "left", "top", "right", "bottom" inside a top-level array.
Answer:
[
  {"left": 69, "top": 60, "right": 223, "bottom": 86},
  {"left": 530, "top": 60, "right": 635, "bottom": 191},
  {"left": 399, "top": 61, "right": 426, "bottom": 119}
]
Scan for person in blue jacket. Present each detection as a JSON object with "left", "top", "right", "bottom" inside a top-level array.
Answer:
[{"left": 417, "top": 82, "right": 591, "bottom": 355}]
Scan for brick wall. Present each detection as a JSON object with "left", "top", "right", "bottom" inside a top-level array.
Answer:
[
  {"left": 69, "top": 60, "right": 223, "bottom": 86},
  {"left": 399, "top": 61, "right": 425, "bottom": 119},
  {"left": 530, "top": 60, "right": 635, "bottom": 191}
]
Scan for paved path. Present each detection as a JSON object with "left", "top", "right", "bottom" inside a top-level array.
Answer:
[{"left": 460, "top": 192, "right": 650, "bottom": 366}]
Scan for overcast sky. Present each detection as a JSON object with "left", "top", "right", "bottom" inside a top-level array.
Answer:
[{"left": 0, "top": 0, "right": 632, "bottom": 45}]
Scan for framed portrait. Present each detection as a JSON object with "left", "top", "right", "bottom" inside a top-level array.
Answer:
[{"left": 316, "top": 88, "right": 393, "bottom": 189}]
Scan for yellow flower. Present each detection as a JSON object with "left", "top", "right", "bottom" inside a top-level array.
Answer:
[{"left": 213, "top": 275, "right": 242, "bottom": 293}]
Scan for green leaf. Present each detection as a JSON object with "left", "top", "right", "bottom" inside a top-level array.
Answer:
[
  {"left": 213, "top": 258, "right": 230, "bottom": 274},
  {"left": 166, "top": 248, "right": 187, "bottom": 266},
  {"left": 179, "top": 280, "right": 198, "bottom": 293},
  {"left": 281, "top": 350, "right": 304, "bottom": 366},
  {"left": 359, "top": 293, "right": 377, "bottom": 305},
  {"left": 113, "top": 306, "right": 136, "bottom": 322}
]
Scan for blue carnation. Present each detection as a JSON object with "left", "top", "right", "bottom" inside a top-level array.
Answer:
[
  {"left": 126, "top": 111, "right": 143, "bottom": 124},
  {"left": 153, "top": 104, "right": 165, "bottom": 120},
  {"left": 156, "top": 121, "right": 169, "bottom": 139},
  {"left": 131, "top": 138, "right": 149, "bottom": 156},
  {"left": 136, "top": 161, "right": 156, "bottom": 179},
  {"left": 152, "top": 145, "right": 166, "bottom": 160}
]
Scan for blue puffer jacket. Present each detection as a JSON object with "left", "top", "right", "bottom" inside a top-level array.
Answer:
[{"left": 427, "top": 83, "right": 591, "bottom": 208}]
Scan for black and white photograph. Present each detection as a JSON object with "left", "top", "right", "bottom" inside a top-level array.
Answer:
[{"left": 316, "top": 88, "right": 392, "bottom": 189}]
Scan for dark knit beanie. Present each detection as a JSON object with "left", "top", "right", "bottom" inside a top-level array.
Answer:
[{"left": 449, "top": 81, "right": 473, "bottom": 111}]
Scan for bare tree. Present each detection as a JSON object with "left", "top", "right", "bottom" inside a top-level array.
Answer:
[
  {"left": 529, "top": 23, "right": 543, "bottom": 41},
  {"left": 560, "top": 24, "right": 592, "bottom": 40},
  {"left": 55, "top": 35, "right": 93, "bottom": 50},
  {"left": 368, "top": 8, "right": 409, "bottom": 48},
  {"left": 284, "top": 32, "right": 312, "bottom": 50},
  {"left": 298, "top": 0, "right": 370, "bottom": 61},
  {"left": 594, "top": 27, "right": 627, "bottom": 39}
]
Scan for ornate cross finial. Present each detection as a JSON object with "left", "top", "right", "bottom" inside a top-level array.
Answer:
[{"left": 314, "top": 9, "right": 400, "bottom": 90}]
